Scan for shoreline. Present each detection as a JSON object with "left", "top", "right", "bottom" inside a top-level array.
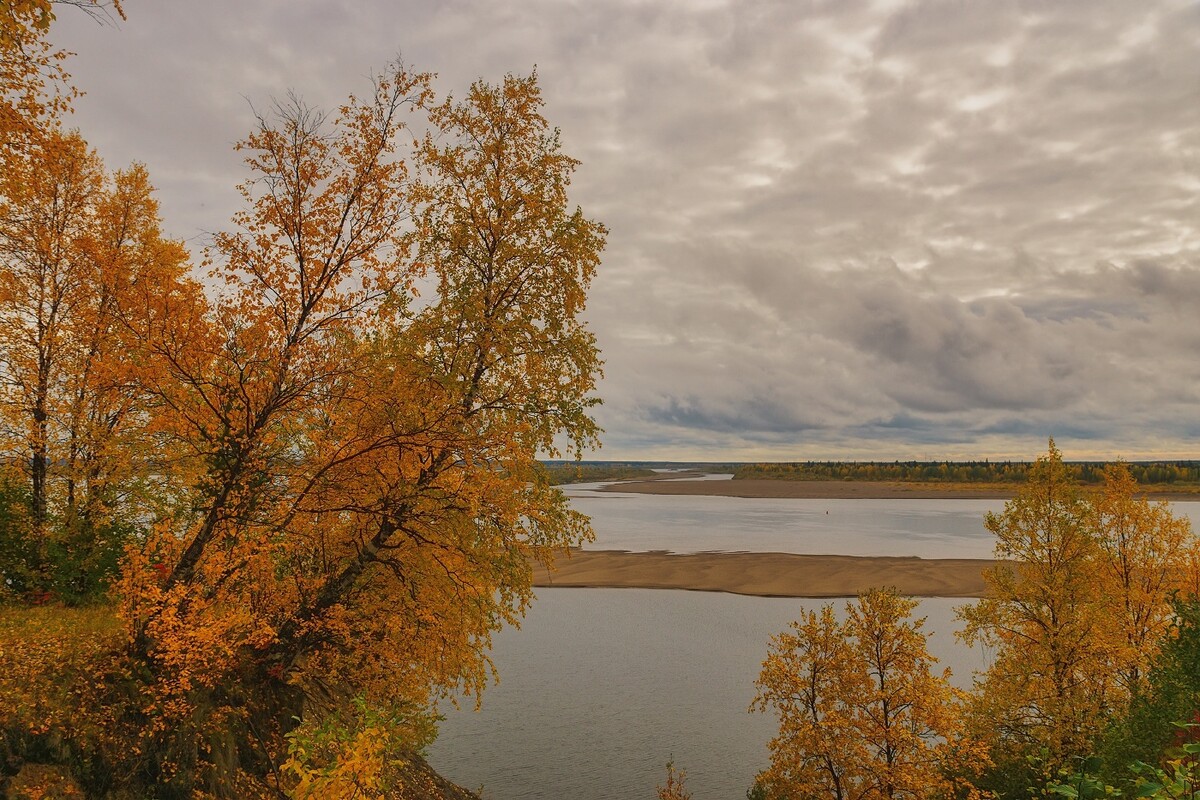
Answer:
[
  {"left": 595, "top": 478, "right": 1200, "bottom": 501},
  {"left": 598, "top": 478, "right": 1014, "bottom": 499},
  {"left": 532, "top": 549, "right": 997, "bottom": 598}
]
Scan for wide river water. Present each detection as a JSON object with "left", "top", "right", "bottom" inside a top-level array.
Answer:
[
  {"left": 425, "top": 478, "right": 1200, "bottom": 799},
  {"left": 562, "top": 477, "right": 1003, "bottom": 558}
]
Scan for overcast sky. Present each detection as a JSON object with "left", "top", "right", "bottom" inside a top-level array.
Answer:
[{"left": 51, "top": 0, "right": 1200, "bottom": 461}]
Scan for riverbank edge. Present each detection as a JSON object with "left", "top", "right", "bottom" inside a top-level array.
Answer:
[
  {"left": 594, "top": 477, "right": 1200, "bottom": 501},
  {"left": 532, "top": 550, "right": 999, "bottom": 598}
]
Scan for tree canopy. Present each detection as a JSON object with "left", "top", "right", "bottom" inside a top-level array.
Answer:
[
  {"left": 752, "top": 588, "right": 985, "bottom": 800},
  {"left": 957, "top": 441, "right": 1200, "bottom": 795},
  {"left": 0, "top": 7, "right": 605, "bottom": 796}
]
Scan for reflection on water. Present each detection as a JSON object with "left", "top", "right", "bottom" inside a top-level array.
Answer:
[{"left": 427, "top": 589, "right": 989, "bottom": 800}]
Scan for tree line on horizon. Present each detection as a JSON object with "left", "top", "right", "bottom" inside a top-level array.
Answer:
[
  {"left": 1, "top": 3, "right": 604, "bottom": 797},
  {"left": 734, "top": 459, "right": 1200, "bottom": 487},
  {"left": 538, "top": 462, "right": 659, "bottom": 485}
]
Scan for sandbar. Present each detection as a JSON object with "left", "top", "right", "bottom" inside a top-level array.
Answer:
[
  {"left": 598, "top": 479, "right": 1015, "bottom": 499},
  {"left": 532, "top": 549, "right": 995, "bottom": 598}
]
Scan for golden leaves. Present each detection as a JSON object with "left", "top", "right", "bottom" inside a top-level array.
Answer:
[
  {"left": 0, "top": 604, "right": 122, "bottom": 767},
  {"left": 2, "top": 33, "right": 603, "bottom": 790},
  {"left": 956, "top": 442, "right": 1199, "bottom": 775},
  {"left": 753, "top": 588, "right": 982, "bottom": 800},
  {"left": 1093, "top": 461, "right": 1199, "bottom": 690},
  {"left": 0, "top": 124, "right": 193, "bottom": 602},
  {"left": 413, "top": 72, "right": 606, "bottom": 460},
  {"left": 68, "top": 63, "right": 605, "bottom": 795}
]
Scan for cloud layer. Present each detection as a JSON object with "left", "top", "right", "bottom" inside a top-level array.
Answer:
[{"left": 54, "top": 0, "right": 1200, "bottom": 459}]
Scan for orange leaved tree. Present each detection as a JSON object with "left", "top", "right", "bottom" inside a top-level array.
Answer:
[
  {"left": 753, "top": 588, "right": 982, "bottom": 799},
  {"left": 956, "top": 439, "right": 1108, "bottom": 799},
  {"left": 957, "top": 442, "right": 1199, "bottom": 793},
  {"left": 957, "top": 439, "right": 1108, "bottom": 771},
  {"left": 0, "top": 0, "right": 160, "bottom": 604},
  {"left": 96, "top": 63, "right": 605, "bottom": 796},
  {"left": 1, "top": 1, "right": 124, "bottom": 146},
  {"left": 1093, "top": 461, "right": 1199, "bottom": 693},
  {"left": 0, "top": 6, "right": 603, "bottom": 792},
  {"left": 0, "top": 125, "right": 193, "bottom": 601}
]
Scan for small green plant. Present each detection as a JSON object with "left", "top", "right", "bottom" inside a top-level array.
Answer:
[
  {"left": 1048, "top": 726, "right": 1200, "bottom": 800},
  {"left": 1046, "top": 755, "right": 1122, "bottom": 798}
]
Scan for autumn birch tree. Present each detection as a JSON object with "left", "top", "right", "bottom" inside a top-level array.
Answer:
[
  {"left": 754, "top": 589, "right": 980, "bottom": 800},
  {"left": 958, "top": 442, "right": 1200, "bottom": 792},
  {"left": 1, "top": 1, "right": 124, "bottom": 146},
  {"left": 958, "top": 439, "right": 1108, "bottom": 770},
  {"left": 1, "top": 7, "right": 604, "bottom": 789},
  {"left": 0, "top": 130, "right": 100, "bottom": 542},
  {"left": 1093, "top": 461, "right": 1199, "bottom": 693},
  {"left": 0, "top": 0, "right": 161, "bottom": 601},
  {"left": 0, "top": 125, "right": 190, "bottom": 599},
  {"left": 104, "top": 64, "right": 604, "bottom": 797},
  {"left": 753, "top": 604, "right": 860, "bottom": 799}
]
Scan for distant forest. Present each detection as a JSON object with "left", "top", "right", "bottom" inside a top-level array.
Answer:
[
  {"left": 539, "top": 462, "right": 660, "bottom": 485},
  {"left": 733, "top": 460, "right": 1200, "bottom": 486},
  {"left": 541, "top": 460, "right": 1200, "bottom": 489}
]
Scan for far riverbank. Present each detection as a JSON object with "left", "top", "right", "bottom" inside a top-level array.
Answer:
[
  {"left": 600, "top": 478, "right": 1014, "bottom": 499},
  {"left": 598, "top": 477, "right": 1200, "bottom": 501}
]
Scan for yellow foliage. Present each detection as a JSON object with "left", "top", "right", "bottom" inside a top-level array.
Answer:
[
  {"left": 2, "top": 7, "right": 601, "bottom": 795},
  {"left": 1093, "top": 461, "right": 1199, "bottom": 691},
  {"left": 656, "top": 760, "right": 692, "bottom": 800},
  {"left": 97, "top": 64, "right": 598, "bottom": 795},
  {"left": 0, "top": 605, "right": 123, "bottom": 786},
  {"left": 279, "top": 700, "right": 421, "bottom": 800},
  {"left": 958, "top": 442, "right": 1199, "bottom": 774},
  {"left": 753, "top": 588, "right": 986, "bottom": 799},
  {"left": 0, "top": 123, "right": 194, "bottom": 603},
  {"left": 5, "top": 763, "right": 87, "bottom": 799}
]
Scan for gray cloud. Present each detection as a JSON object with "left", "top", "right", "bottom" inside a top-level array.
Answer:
[{"left": 52, "top": 0, "right": 1200, "bottom": 460}]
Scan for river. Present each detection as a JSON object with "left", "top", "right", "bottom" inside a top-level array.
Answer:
[
  {"left": 425, "top": 478, "right": 1200, "bottom": 799},
  {"left": 564, "top": 477, "right": 1003, "bottom": 558}
]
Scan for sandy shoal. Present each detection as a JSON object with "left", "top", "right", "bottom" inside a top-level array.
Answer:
[
  {"left": 597, "top": 479, "right": 1015, "bottom": 499},
  {"left": 532, "top": 550, "right": 996, "bottom": 598}
]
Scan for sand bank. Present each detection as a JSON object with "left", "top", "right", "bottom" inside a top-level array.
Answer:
[
  {"left": 533, "top": 549, "right": 995, "bottom": 598},
  {"left": 598, "top": 479, "right": 1015, "bottom": 499}
]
